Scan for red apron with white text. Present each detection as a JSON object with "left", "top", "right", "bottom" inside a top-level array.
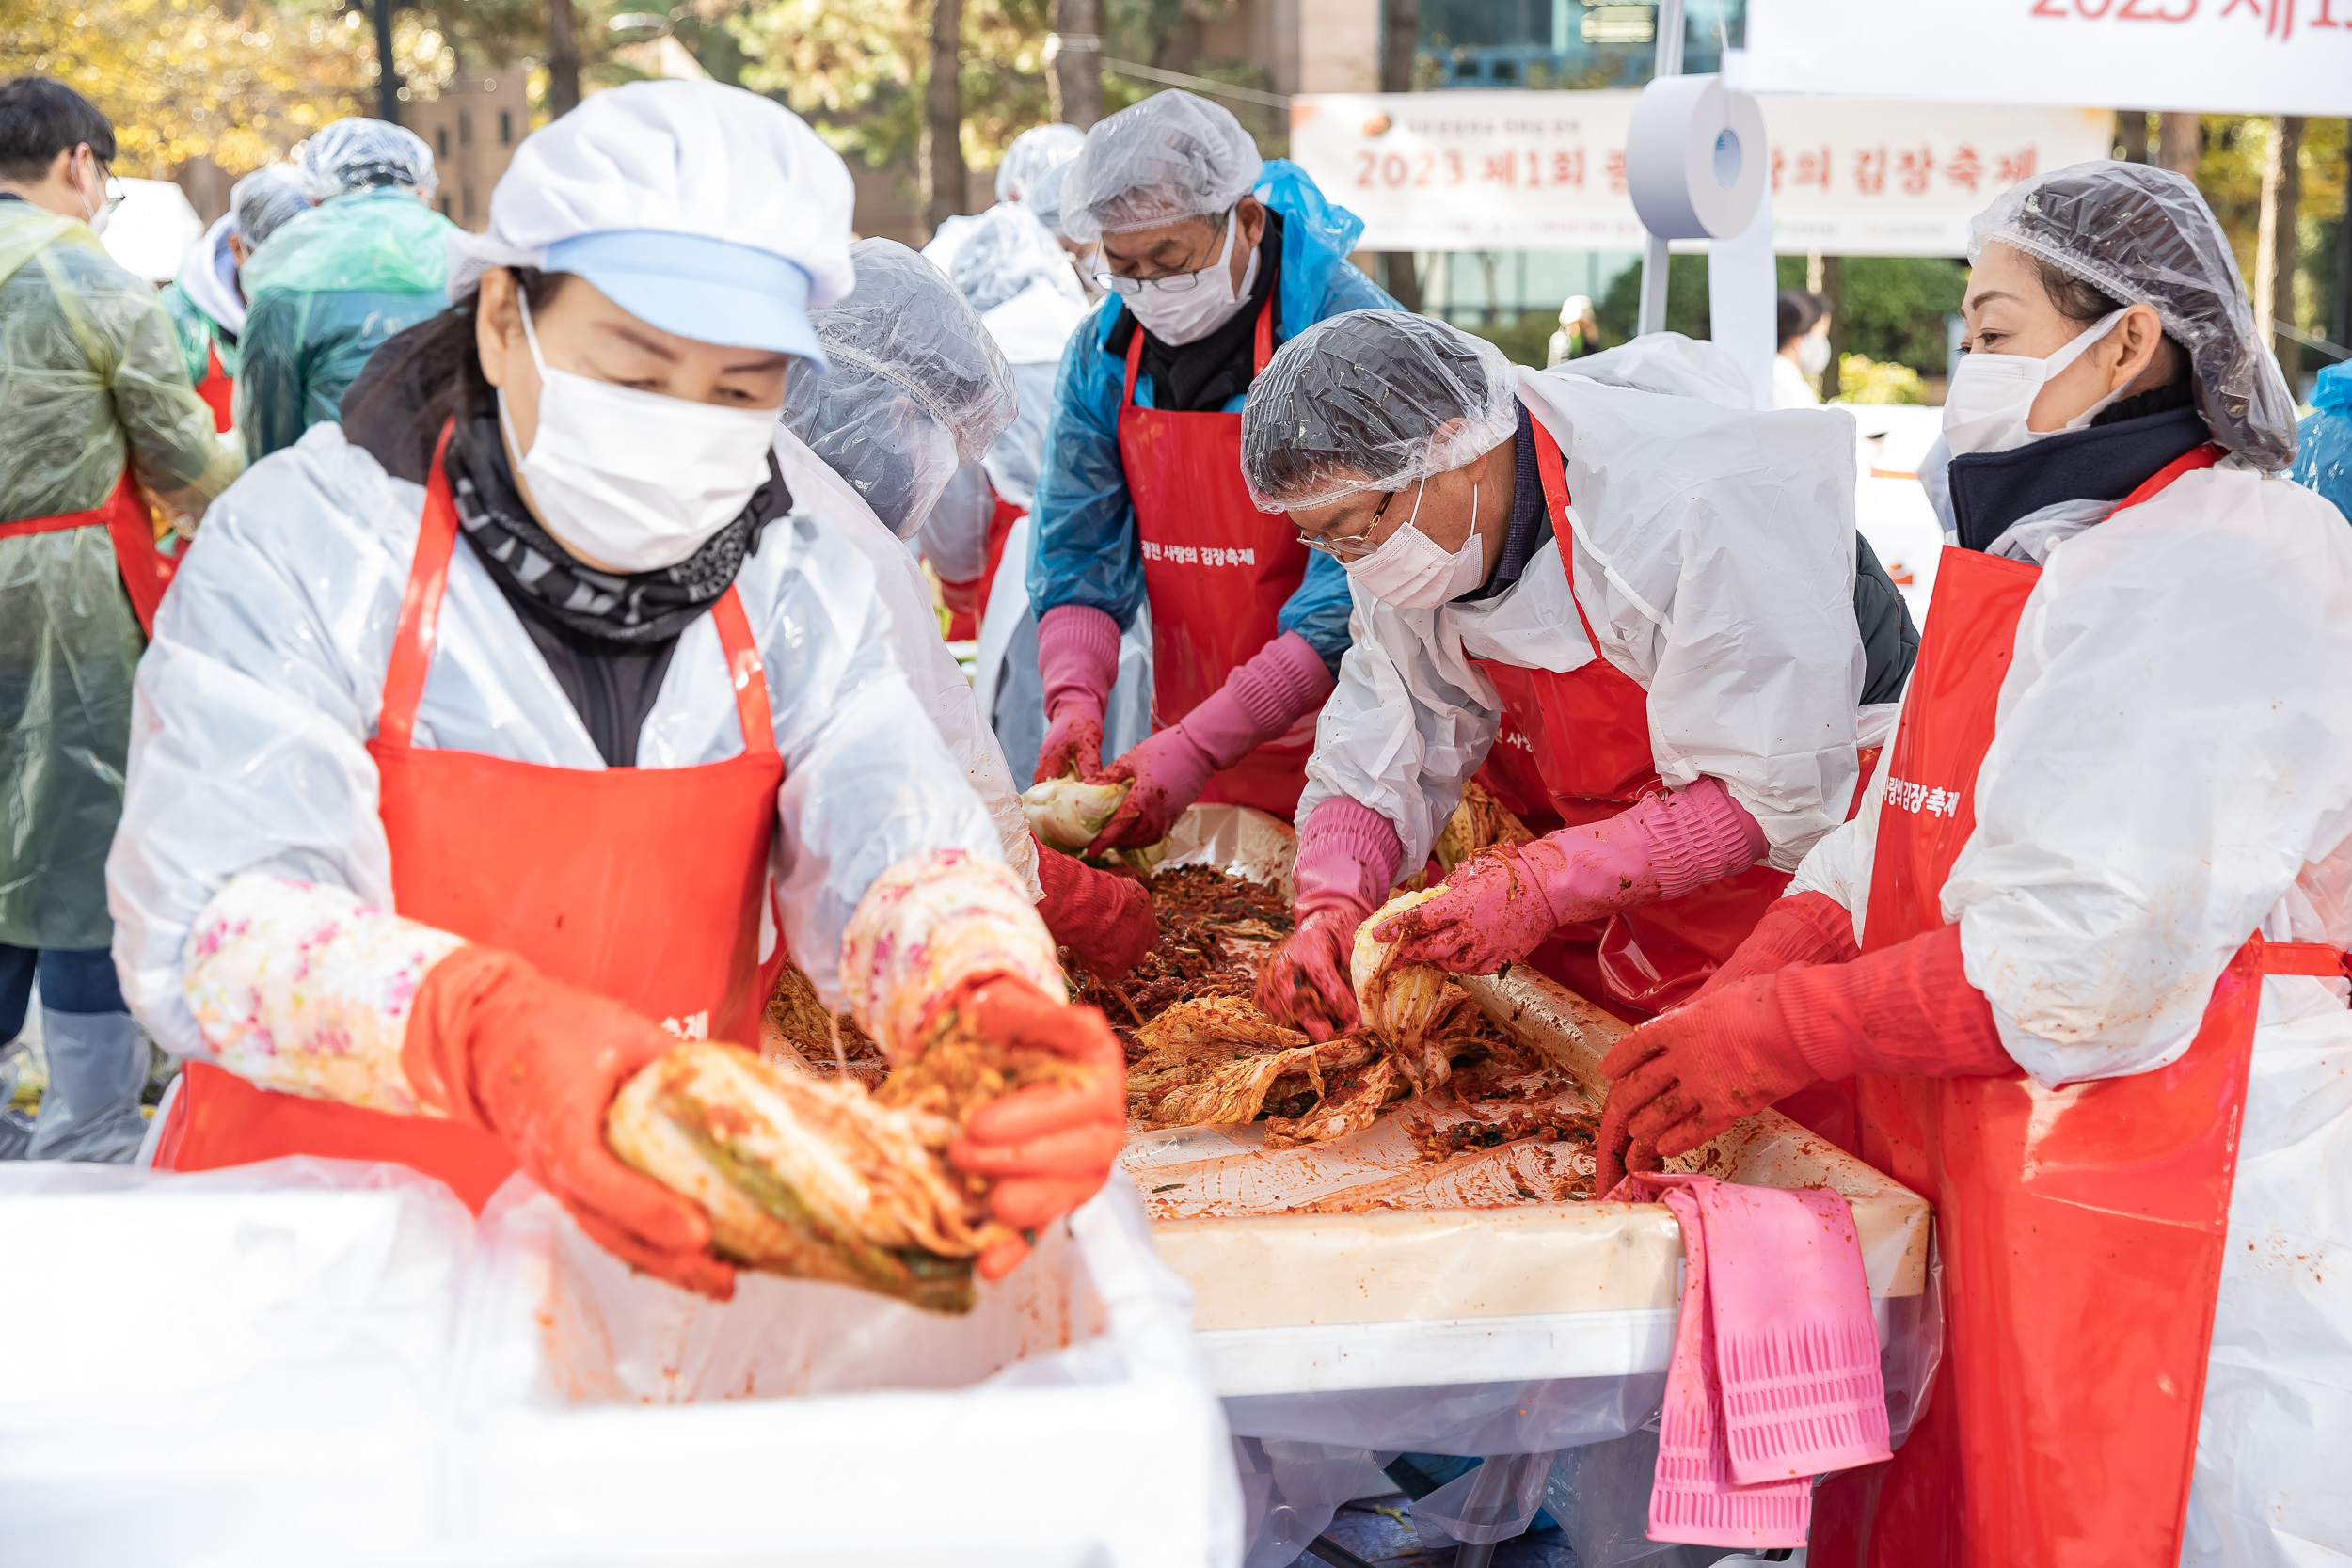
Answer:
[
  {"left": 1810, "top": 443, "right": 2350, "bottom": 1565},
  {"left": 975, "top": 485, "right": 1024, "bottom": 632},
  {"left": 1469, "top": 419, "right": 1868, "bottom": 1019},
  {"left": 0, "top": 467, "right": 178, "bottom": 636},
  {"left": 153, "top": 422, "right": 787, "bottom": 1212},
  {"left": 194, "top": 341, "right": 234, "bottom": 434},
  {"left": 1119, "top": 297, "right": 1313, "bottom": 817}
]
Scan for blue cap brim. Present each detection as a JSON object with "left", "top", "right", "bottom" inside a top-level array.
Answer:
[{"left": 547, "top": 230, "right": 828, "bottom": 371}]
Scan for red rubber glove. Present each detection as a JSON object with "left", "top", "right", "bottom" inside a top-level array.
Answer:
[
  {"left": 1380, "top": 779, "right": 1766, "bottom": 974},
  {"left": 1692, "top": 889, "right": 1861, "bottom": 1000},
  {"left": 1254, "top": 904, "right": 1368, "bottom": 1042},
  {"left": 942, "top": 973, "right": 1129, "bottom": 1280},
  {"left": 404, "top": 945, "right": 735, "bottom": 1300},
  {"left": 1033, "top": 838, "right": 1159, "bottom": 979},
  {"left": 1035, "top": 604, "right": 1120, "bottom": 784},
  {"left": 1089, "top": 632, "right": 1334, "bottom": 852},
  {"left": 1594, "top": 924, "right": 2010, "bottom": 1194}
]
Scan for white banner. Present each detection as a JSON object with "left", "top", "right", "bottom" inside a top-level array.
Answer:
[
  {"left": 1287, "top": 90, "right": 2116, "bottom": 256},
  {"left": 1746, "top": 0, "right": 2352, "bottom": 119}
]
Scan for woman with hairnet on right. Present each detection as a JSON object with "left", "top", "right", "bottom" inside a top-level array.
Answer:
[{"left": 1586, "top": 162, "right": 2352, "bottom": 1563}]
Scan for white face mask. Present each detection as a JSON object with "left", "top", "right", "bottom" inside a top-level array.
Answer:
[
  {"left": 1941, "top": 308, "right": 2131, "bottom": 458},
  {"left": 499, "top": 293, "right": 781, "bottom": 573},
  {"left": 1341, "top": 479, "right": 1486, "bottom": 609},
  {"left": 1125, "top": 210, "right": 1258, "bottom": 346},
  {"left": 1797, "top": 332, "right": 1831, "bottom": 377},
  {"left": 76, "top": 150, "right": 119, "bottom": 236}
]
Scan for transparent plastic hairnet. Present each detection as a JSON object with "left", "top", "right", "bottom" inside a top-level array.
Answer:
[
  {"left": 995, "top": 122, "right": 1085, "bottom": 204},
  {"left": 950, "top": 201, "right": 1077, "bottom": 314},
  {"left": 230, "top": 166, "right": 312, "bottom": 249},
  {"left": 1970, "top": 160, "right": 2297, "bottom": 470},
  {"left": 296, "top": 118, "right": 438, "bottom": 200},
  {"left": 1241, "top": 309, "right": 1518, "bottom": 512},
  {"left": 1060, "top": 90, "right": 1264, "bottom": 244},
  {"left": 1027, "top": 161, "right": 1073, "bottom": 239},
  {"left": 782, "top": 237, "right": 1017, "bottom": 540}
]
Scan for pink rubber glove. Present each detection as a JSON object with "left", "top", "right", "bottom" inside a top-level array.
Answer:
[
  {"left": 1090, "top": 632, "right": 1335, "bottom": 850},
  {"left": 1032, "top": 838, "right": 1158, "bottom": 979},
  {"left": 1692, "top": 890, "right": 1861, "bottom": 1000},
  {"left": 1253, "top": 798, "right": 1403, "bottom": 1042},
  {"left": 1378, "top": 777, "right": 1768, "bottom": 975},
  {"left": 1595, "top": 924, "right": 2010, "bottom": 1191},
  {"left": 1035, "top": 604, "right": 1120, "bottom": 784}
]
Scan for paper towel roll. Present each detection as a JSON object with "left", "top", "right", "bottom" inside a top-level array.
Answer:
[{"left": 1625, "top": 74, "right": 1768, "bottom": 242}]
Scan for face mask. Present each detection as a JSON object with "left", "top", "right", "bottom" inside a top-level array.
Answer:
[
  {"left": 500, "top": 293, "right": 781, "bottom": 573},
  {"left": 1798, "top": 332, "right": 1831, "bottom": 377},
  {"left": 1341, "top": 479, "right": 1486, "bottom": 610},
  {"left": 1941, "top": 308, "right": 2131, "bottom": 458},
  {"left": 1125, "top": 211, "right": 1258, "bottom": 346},
  {"left": 77, "top": 151, "right": 119, "bottom": 236}
]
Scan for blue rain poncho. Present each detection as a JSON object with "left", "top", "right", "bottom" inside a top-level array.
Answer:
[
  {"left": 2290, "top": 361, "right": 2352, "bottom": 524},
  {"left": 1025, "top": 159, "right": 1397, "bottom": 675},
  {"left": 234, "top": 187, "right": 454, "bottom": 461},
  {"left": 0, "top": 202, "right": 239, "bottom": 948}
]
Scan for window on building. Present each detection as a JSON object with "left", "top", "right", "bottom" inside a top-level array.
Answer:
[
  {"left": 462, "top": 184, "right": 476, "bottom": 223},
  {"left": 1419, "top": 0, "right": 1741, "bottom": 88},
  {"left": 459, "top": 111, "right": 473, "bottom": 149},
  {"left": 436, "top": 126, "right": 449, "bottom": 159},
  {"left": 437, "top": 194, "right": 452, "bottom": 217},
  {"left": 499, "top": 110, "right": 513, "bottom": 145}
]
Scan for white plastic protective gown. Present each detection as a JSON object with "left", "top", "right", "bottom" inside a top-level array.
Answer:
[
  {"left": 107, "top": 422, "right": 1006, "bottom": 1058},
  {"left": 1787, "top": 459, "right": 2352, "bottom": 1565},
  {"left": 1298, "top": 365, "right": 1863, "bottom": 871}
]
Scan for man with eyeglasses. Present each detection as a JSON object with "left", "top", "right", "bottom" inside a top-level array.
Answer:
[
  {"left": 0, "top": 75, "right": 240, "bottom": 1161},
  {"left": 1242, "top": 312, "right": 1914, "bottom": 1072},
  {"left": 1025, "top": 90, "right": 1399, "bottom": 850}
]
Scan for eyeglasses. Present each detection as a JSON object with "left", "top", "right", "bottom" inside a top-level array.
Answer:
[
  {"left": 1093, "top": 258, "right": 1221, "bottom": 296},
  {"left": 1295, "top": 488, "right": 1400, "bottom": 562}
]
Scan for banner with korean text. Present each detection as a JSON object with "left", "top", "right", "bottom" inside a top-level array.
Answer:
[{"left": 1287, "top": 91, "right": 2114, "bottom": 256}]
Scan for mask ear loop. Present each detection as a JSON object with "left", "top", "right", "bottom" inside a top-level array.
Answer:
[{"left": 496, "top": 284, "right": 552, "bottom": 465}]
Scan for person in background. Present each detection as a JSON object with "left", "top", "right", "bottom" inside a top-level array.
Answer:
[
  {"left": 0, "top": 75, "right": 240, "bottom": 1161},
  {"left": 923, "top": 121, "right": 1086, "bottom": 283},
  {"left": 2289, "top": 358, "right": 2350, "bottom": 524},
  {"left": 155, "top": 166, "right": 311, "bottom": 435},
  {"left": 115, "top": 82, "right": 1123, "bottom": 1293},
  {"left": 1243, "top": 314, "right": 1902, "bottom": 1040},
  {"left": 1772, "top": 287, "right": 1832, "bottom": 408},
  {"left": 236, "top": 119, "right": 453, "bottom": 461},
  {"left": 1029, "top": 90, "right": 1397, "bottom": 854},
  {"left": 1592, "top": 163, "right": 2345, "bottom": 1564},
  {"left": 1544, "top": 293, "right": 1599, "bottom": 367},
  {"left": 780, "top": 238, "right": 1156, "bottom": 979}
]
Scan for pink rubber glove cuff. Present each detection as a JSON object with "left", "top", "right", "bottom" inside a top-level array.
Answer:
[
  {"left": 1295, "top": 796, "right": 1404, "bottom": 921},
  {"left": 1037, "top": 603, "right": 1120, "bottom": 723},
  {"left": 1636, "top": 776, "right": 1770, "bottom": 900},
  {"left": 1774, "top": 925, "right": 2012, "bottom": 1082}
]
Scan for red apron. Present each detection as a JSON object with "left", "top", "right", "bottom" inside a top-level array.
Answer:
[
  {"left": 1811, "top": 443, "right": 2350, "bottom": 1565},
  {"left": 975, "top": 484, "right": 1025, "bottom": 633},
  {"left": 1119, "top": 297, "right": 1314, "bottom": 818},
  {"left": 194, "top": 341, "right": 235, "bottom": 434},
  {"left": 1469, "top": 419, "right": 1869, "bottom": 1020},
  {"left": 153, "top": 422, "right": 787, "bottom": 1212},
  {"left": 0, "top": 468, "right": 177, "bottom": 637}
]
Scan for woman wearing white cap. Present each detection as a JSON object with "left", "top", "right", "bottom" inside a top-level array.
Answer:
[{"left": 107, "top": 82, "right": 1125, "bottom": 1296}]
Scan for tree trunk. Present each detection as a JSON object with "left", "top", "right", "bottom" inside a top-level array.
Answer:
[
  {"left": 1048, "top": 0, "right": 1101, "bottom": 129},
  {"left": 2116, "top": 110, "right": 2148, "bottom": 164},
  {"left": 546, "top": 0, "right": 582, "bottom": 119},
  {"left": 373, "top": 0, "right": 401, "bottom": 124},
  {"left": 2156, "top": 112, "right": 2200, "bottom": 178},
  {"left": 1375, "top": 0, "right": 1422, "bottom": 311},
  {"left": 2257, "top": 116, "right": 2304, "bottom": 379},
  {"left": 1820, "top": 255, "right": 1844, "bottom": 402},
  {"left": 923, "top": 0, "right": 968, "bottom": 237}
]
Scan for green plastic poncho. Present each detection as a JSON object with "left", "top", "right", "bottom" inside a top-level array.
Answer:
[
  {"left": 157, "top": 278, "right": 238, "bottom": 387},
  {"left": 0, "top": 199, "right": 239, "bottom": 950},
  {"left": 235, "top": 187, "right": 454, "bottom": 462}
]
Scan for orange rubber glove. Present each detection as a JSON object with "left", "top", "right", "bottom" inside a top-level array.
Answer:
[
  {"left": 1692, "top": 890, "right": 1861, "bottom": 1000},
  {"left": 941, "top": 973, "right": 1129, "bottom": 1280},
  {"left": 1033, "top": 840, "right": 1159, "bottom": 979},
  {"left": 404, "top": 945, "right": 735, "bottom": 1300}
]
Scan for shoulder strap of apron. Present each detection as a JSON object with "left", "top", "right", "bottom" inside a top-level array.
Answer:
[
  {"left": 1527, "top": 416, "right": 1611, "bottom": 661},
  {"left": 379, "top": 418, "right": 777, "bottom": 758},
  {"left": 1120, "top": 293, "right": 1279, "bottom": 406},
  {"left": 2112, "top": 440, "right": 2223, "bottom": 515}
]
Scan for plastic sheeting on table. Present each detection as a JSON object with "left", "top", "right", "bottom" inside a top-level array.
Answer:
[{"left": 0, "top": 1158, "right": 1240, "bottom": 1566}]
